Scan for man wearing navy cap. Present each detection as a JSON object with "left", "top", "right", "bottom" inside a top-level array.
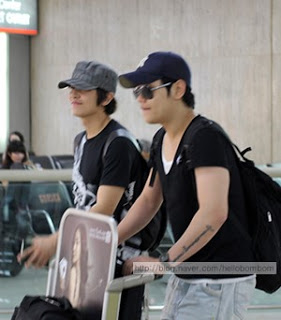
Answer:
[{"left": 118, "top": 52, "right": 256, "bottom": 319}]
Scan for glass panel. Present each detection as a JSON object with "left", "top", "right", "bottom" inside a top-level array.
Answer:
[
  {"left": 1, "top": 174, "right": 281, "bottom": 319},
  {"left": 0, "top": 180, "right": 73, "bottom": 315}
]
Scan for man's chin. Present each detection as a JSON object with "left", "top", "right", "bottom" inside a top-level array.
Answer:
[
  {"left": 72, "top": 111, "right": 84, "bottom": 118},
  {"left": 144, "top": 118, "right": 159, "bottom": 125}
]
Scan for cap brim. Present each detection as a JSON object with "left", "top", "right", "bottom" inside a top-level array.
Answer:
[
  {"left": 58, "top": 78, "right": 98, "bottom": 90},
  {"left": 118, "top": 71, "right": 160, "bottom": 88}
]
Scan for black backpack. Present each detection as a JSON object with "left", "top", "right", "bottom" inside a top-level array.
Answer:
[
  {"left": 74, "top": 129, "right": 167, "bottom": 252},
  {"left": 182, "top": 116, "right": 281, "bottom": 294},
  {"left": 230, "top": 144, "right": 281, "bottom": 293},
  {"left": 11, "top": 295, "right": 82, "bottom": 320}
]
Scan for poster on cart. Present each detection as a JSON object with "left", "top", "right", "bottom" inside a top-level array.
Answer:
[{"left": 53, "top": 209, "right": 117, "bottom": 319}]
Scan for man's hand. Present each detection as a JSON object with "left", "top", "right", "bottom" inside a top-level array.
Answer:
[
  {"left": 122, "top": 255, "right": 161, "bottom": 276},
  {"left": 17, "top": 233, "right": 58, "bottom": 268}
]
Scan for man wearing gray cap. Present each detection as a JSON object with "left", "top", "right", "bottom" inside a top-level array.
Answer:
[{"left": 18, "top": 60, "right": 146, "bottom": 319}]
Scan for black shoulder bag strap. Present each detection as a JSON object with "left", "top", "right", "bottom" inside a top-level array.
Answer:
[
  {"left": 183, "top": 117, "right": 253, "bottom": 165},
  {"left": 73, "top": 131, "right": 86, "bottom": 153},
  {"left": 208, "top": 122, "right": 254, "bottom": 165},
  {"left": 148, "top": 118, "right": 204, "bottom": 187},
  {"left": 148, "top": 128, "right": 166, "bottom": 187},
  {"left": 102, "top": 128, "right": 141, "bottom": 160}
]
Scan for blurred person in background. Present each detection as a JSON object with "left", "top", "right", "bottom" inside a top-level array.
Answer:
[
  {"left": 8, "top": 131, "right": 25, "bottom": 144},
  {"left": 2, "top": 131, "right": 25, "bottom": 163},
  {"left": 1, "top": 140, "right": 34, "bottom": 170}
]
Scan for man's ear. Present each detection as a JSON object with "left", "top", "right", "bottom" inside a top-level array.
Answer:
[
  {"left": 102, "top": 92, "right": 114, "bottom": 106},
  {"left": 171, "top": 80, "right": 186, "bottom": 100}
]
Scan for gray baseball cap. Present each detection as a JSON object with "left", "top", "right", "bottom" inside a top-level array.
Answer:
[{"left": 58, "top": 61, "right": 118, "bottom": 93}]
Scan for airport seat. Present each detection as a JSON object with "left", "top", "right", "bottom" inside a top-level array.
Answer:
[
  {"left": 29, "top": 155, "right": 56, "bottom": 169},
  {"left": 49, "top": 155, "right": 74, "bottom": 203},
  {"left": 0, "top": 183, "right": 55, "bottom": 277},
  {"left": 51, "top": 155, "right": 74, "bottom": 169},
  {"left": 0, "top": 209, "right": 55, "bottom": 278},
  {"left": 0, "top": 183, "right": 4, "bottom": 193},
  {"left": 0, "top": 183, "right": 30, "bottom": 232},
  {"left": 0, "top": 235, "right": 23, "bottom": 277},
  {"left": 30, "top": 209, "right": 56, "bottom": 235},
  {"left": 28, "top": 181, "right": 73, "bottom": 229}
]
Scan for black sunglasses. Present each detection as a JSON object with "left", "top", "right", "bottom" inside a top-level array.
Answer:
[{"left": 133, "top": 82, "right": 172, "bottom": 100}]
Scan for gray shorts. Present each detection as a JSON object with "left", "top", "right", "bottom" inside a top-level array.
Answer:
[{"left": 161, "top": 274, "right": 256, "bottom": 320}]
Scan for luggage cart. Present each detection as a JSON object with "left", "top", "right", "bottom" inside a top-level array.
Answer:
[{"left": 46, "top": 208, "right": 155, "bottom": 320}]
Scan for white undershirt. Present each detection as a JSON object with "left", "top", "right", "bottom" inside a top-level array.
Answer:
[{"left": 162, "top": 150, "right": 173, "bottom": 174}]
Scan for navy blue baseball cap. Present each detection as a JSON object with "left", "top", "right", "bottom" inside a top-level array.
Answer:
[{"left": 119, "top": 51, "right": 191, "bottom": 88}]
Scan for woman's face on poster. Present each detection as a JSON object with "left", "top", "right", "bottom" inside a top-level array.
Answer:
[{"left": 72, "top": 228, "right": 82, "bottom": 263}]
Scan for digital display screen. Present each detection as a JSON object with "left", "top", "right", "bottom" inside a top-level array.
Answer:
[{"left": 0, "top": 0, "right": 38, "bottom": 35}]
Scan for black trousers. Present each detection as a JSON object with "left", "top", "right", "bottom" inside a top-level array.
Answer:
[{"left": 115, "top": 263, "right": 145, "bottom": 320}]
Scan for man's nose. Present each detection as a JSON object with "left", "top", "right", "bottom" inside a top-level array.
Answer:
[
  {"left": 136, "top": 94, "right": 147, "bottom": 103},
  {"left": 70, "top": 88, "right": 79, "bottom": 97}
]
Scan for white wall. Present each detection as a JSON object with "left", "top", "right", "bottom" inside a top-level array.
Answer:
[{"left": 30, "top": 0, "right": 281, "bottom": 164}]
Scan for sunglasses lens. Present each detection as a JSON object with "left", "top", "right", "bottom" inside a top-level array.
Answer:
[{"left": 133, "top": 86, "right": 153, "bottom": 99}]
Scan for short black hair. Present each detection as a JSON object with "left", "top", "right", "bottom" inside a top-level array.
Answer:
[
  {"left": 96, "top": 88, "right": 117, "bottom": 115},
  {"left": 161, "top": 77, "right": 195, "bottom": 109},
  {"left": 7, "top": 140, "right": 26, "bottom": 154}
]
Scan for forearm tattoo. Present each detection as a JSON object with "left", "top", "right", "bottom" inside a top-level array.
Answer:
[{"left": 172, "top": 224, "right": 214, "bottom": 262}]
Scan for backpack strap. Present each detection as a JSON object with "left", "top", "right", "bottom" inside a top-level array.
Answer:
[
  {"left": 207, "top": 123, "right": 255, "bottom": 166},
  {"left": 231, "top": 144, "right": 254, "bottom": 164},
  {"left": 148, "top": 117, "right": 207, "bottom": 186},
  {"left": 173, "top": 115, "right": 211, "bottom": 170},
  {"left": 102, "top": 128, "right": 142, "bottom": 160},
  {"left": 74, "top": 129, "right": 142, "bottom": 163},
  {"left": 148, "top": 128, "right": 165, "bottom": 187},
  {"left": 178, "top": 116, "right": 255, "bottom": 169},
  {"left": 73, "top": 131, "right": 86, "bottom": 152}
]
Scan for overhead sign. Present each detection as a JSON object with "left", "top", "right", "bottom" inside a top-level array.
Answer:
[{"left": 0, "top": 0, "right": 38, "bottom": 35}]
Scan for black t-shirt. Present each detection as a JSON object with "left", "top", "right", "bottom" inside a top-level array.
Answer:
[
  {"left": 72, "top": 120, "right": 147, "bottom": 267},
  {"left": 150, "top": 115, "right": 255, "bottom": 278},
  {"left": 72, "top": 119, "right": 143, "bottom": 221}
]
